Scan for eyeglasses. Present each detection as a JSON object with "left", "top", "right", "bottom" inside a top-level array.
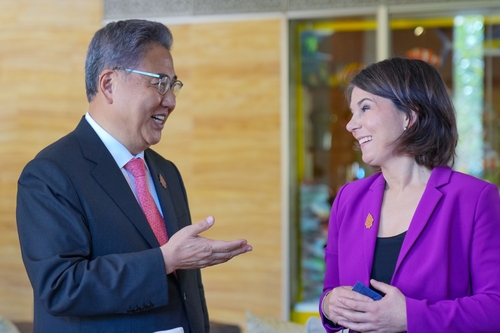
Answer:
[{"left": 123, "top": 68, "right": 183, "bottom": 97}]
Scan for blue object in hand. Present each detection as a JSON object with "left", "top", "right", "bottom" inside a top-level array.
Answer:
[{"left": 352, "top": 281, "right": 383, "bottom": 300}]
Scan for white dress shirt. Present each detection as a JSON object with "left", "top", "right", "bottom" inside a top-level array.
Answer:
[{"left": 84, "top": 112, "right": 164, "bottom": 216}]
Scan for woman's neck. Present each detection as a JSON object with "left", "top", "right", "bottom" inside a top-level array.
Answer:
[{"left": 381, "top": 157, "right": 432, "bottom": 192}]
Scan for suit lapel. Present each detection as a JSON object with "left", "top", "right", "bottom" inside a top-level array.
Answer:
[
  {"left": 144, "top": 151, "right": 181, "bottom": 238},
  {"left": 363, "top": 174, "right": 386, "bottom": 279},
  {"left": 75, "top": 118, "right": 160, "bottom": 248},
  {"left": 393, "top": 167, "right": 451, "bottom": 276},
  {"left": 144, "top": 152, "right": 198, "bottom": 327}
]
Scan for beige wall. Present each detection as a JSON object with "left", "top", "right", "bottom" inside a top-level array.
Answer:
[
  {"left": 0, "top": 0, "right": 103, "bottom": 322},
  {"left": 164, "top": 20, "right": 283, "bottom": 327},
  {"left": 0, "top": 1, "right": 284, "bottom": 330}
]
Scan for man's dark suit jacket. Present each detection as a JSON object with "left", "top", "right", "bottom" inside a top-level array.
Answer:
[{"left": 16, "top": 118, "right": 209, "bottom": 333}]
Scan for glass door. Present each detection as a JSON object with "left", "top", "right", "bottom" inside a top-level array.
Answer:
[
  {"left": 391, "top": 14, "right": 500, "bottom": 183},
  {"left": 289, "top": 4, "right": 500, "bottom": 324},
  {"left": 289, "top": 15, "right": 377, "bottom": 323}
]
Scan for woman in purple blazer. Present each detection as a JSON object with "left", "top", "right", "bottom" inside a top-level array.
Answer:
[{"left": 320, "top": 58, "right": 500, "bottom": 332}]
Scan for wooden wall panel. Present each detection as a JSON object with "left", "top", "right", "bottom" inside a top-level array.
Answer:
[
  {"left": 0, "top": 0, "right": 102, "bottom": 322},
  {"left": 164, "top": 20, "right": 283, "bottom": 329}
]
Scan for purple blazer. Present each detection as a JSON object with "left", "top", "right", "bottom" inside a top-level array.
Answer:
[{"left": 321, "top": 166, "right": 500, "bottom": 332}]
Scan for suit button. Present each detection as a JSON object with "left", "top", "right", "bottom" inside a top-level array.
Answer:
[{"left": 183, "top": 293, "right": 187, "bottom": 300}]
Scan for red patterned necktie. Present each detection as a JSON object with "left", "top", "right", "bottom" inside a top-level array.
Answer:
[{"left": 124, "top": 157, "right": 168, "bottom": 245}]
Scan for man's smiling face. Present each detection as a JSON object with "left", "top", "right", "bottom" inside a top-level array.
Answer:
[{"left": 112, "top": 43, "right": 178, "bottom": 155}]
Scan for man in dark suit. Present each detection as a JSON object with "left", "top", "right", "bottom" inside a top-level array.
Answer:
[{"left": 16, "top": 19, "right": 252, "bottom": 333}]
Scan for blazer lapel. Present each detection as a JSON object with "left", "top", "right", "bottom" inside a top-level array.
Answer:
[
  {"left": 393, "top": 167, "right": 451, "bottom": 276},
  {"left": 75, "top": 118, "right": 160, "bottom": 248},
  {"left": 363, "top": 174, "right": 386, "bottom": 280},
  {"left": 144, "top": 151, "right": 181, "bottom": 238}
]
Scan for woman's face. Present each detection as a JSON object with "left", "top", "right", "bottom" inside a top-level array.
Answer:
[{"left": 347, "top": 86, "right": 408, "bottom": 167}]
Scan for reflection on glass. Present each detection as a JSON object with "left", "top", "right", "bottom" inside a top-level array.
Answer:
[
  {"left": 482, "top": 17, "right": 500, "bottom": 185},
  {"left": 453, "top": 15, "right": 484, "bottom": 177},
  {"left": 291, "top": 18, "right": 376, "bottom": 321}
]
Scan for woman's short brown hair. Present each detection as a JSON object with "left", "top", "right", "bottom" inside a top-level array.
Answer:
[{"left": 346, "top": 57, "right": 458, "bottom": 168}]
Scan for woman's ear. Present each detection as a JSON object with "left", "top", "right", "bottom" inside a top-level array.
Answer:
[
  {"left": 98, "top": 69, "right": 115, "bottom": 104},
  {"left": 406, "top": 109, "right": 418, "bottom": 129}
]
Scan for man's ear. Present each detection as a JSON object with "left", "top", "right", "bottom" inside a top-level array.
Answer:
[{"left": 98, "top": 69, "right": 115, "bottom": 104}]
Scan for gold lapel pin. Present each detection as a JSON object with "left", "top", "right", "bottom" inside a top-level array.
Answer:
[
  {"left": 158, "top": 174, "right": 167, "bottom": 189},
  {"left": 365, "top": 213, "right": 374, "bottom": 229}
]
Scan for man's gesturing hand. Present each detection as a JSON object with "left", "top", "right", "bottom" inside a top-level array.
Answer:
[{"left": 160, "top": 216, "right": 252, "bottom": 274}]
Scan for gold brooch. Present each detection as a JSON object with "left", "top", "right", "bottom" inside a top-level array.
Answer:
[
  {"left": 365, "top": 213, "right": 374, "bottom": 228},
  {"left": 158, "top": 174, "right": 167, "bottom": 189}
]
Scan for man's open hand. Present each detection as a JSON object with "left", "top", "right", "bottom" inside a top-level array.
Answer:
[{"left": 160, "top": 216, "right": 252, "bottom": 274}]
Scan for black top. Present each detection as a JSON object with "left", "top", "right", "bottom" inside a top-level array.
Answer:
[{"left": 370, "top": 231, "right": 407, "bottom": 295}]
